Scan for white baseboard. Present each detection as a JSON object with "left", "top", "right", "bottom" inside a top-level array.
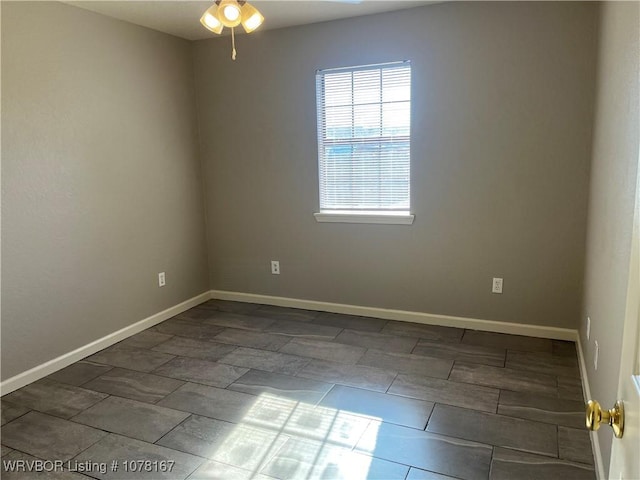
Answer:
[
  {"left": 1, "top": 288, "right": 580, "bottom": 397},
  {"left": 210, "top": 290, "right": 578, "bottom": 341},
  {"left": 577, "top": 336, "right": 606, "bottom": 480},
  {"left": 0, "top": 291, "right": 212, "bottom": 396}
]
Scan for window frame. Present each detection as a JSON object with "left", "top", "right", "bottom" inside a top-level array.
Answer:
[{"left": 314, "top": 61, "right": 414, "bottom": 225}]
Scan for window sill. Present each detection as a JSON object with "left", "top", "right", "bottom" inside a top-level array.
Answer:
[{"left": 314, "top": 211, "right": 415, "bottom": 225}]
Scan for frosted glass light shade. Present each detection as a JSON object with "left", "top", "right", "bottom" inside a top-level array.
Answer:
[
  {"left": 200, "top": 5, "right": 223, "bottom": 34},
  {"left": 241, "top": 3, "right": 264, "bottom": 33},
  {"left": 218, "top": 0, "right": 242, "bottom": 27}
]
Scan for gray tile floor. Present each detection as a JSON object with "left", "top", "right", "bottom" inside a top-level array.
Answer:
[{"left": 1, "top": 300, "right": 596, "bottom": 479}]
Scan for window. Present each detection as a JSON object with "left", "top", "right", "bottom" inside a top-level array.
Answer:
[{"left": 314, "top": 61, "right": 413, "bottom": 225}]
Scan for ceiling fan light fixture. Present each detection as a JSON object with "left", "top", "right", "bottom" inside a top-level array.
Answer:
[
  {"left": 200, "top": 5, "right": 223, "bottom": 34},
  {"left": 240, "top": 2, "right": 264, "bottom": 33},
  {"left": 218, "top": 0, "right": 242, "bottom": 27},
  {"left": 200, "top": 0, "right": 264, "bottom": 59}
]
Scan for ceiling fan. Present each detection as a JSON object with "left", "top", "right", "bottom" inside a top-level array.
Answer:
[
  {"left": 200, "top": 0, "right": 364, "bottom": 60},
  {"left": 200, "top": 0, "right": 264, "bottom": 59},
  {"left": 200, "top": 0, "right": 262, "bottom": 35}
]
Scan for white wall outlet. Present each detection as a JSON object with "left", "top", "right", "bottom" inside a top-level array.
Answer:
[
  {"left": 271, "top": 260, "right": 280, "bottom": 275},
  {"left": 492, "top": 277, "right": 503, "bottom": 294},
  {"left": 158, "top": 272, "right": 166, "bottom": 287},
  {"left": 594, "top": 340, "right": 599, "bottom": 370},
  {"left": 586, "top": 316, "right": 591, "bottom": 340}
]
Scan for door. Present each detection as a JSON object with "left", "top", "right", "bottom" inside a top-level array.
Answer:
[{"left": 608, "top": 152, "right": 640, "bottom": 480}]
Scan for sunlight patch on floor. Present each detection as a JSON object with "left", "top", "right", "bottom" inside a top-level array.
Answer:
[{"left": 203, "top": 392, "right": 382, "bottom": 479}]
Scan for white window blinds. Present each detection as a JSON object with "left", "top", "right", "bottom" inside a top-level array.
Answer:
[{"left": 316, "top": 61, "right": 411, "bottom": 213}]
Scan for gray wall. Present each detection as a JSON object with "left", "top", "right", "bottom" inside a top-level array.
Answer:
[
  {"left": 1, "top": 2, "right": 209, "bottom": 380},
  {"left": 580, "top": 1, "right": 640, "bottom": 472},
  {"left": 1, "top": 1, "right": 607, "bottom": 383},
  {"left": 194, "top": 2, "right": 598, "bottom": 328}
]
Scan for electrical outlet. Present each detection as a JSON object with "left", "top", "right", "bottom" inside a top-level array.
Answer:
[
  {"left": 492, "top": 277, "right": 503, "bottom": 294},
  {"left": 586, "top": 316, "right": 591, "bottom": 340},
  {"left": 594, "top": 340, "right": 599, "bottom": 370},
  {"left": 158, "top": 272, "right": 166, "bottom": 287},
  {"left": 271, "top": 260, "right": 280, "bottom": 275}
]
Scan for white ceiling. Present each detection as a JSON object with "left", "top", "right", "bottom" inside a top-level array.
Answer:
[{"left": 67, "top": 1, "right": 435, "bottom": 41}]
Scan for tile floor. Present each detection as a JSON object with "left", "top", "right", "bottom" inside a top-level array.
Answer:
[{"left": 1, "top": 300, "right": 596, "bottom": 479}]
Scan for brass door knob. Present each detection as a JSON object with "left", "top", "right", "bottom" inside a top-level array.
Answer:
[{"left": 586, "top": 400, "right": 624, "bottom": 438}]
